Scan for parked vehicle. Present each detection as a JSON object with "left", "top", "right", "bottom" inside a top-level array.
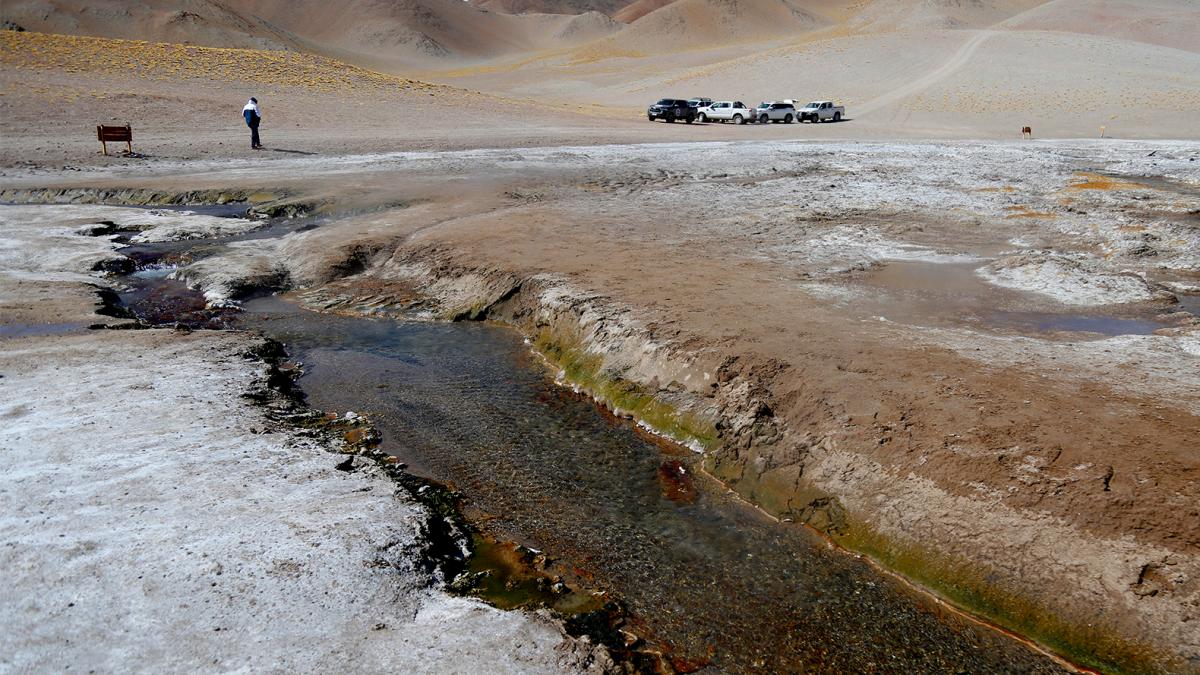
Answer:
[
  {"left": 648, "top": 98, "right": 696, "bottom": 123},
  {"left": 754, "top": 101, "right": 796, "bottom": 124},
  {"left": 696, "top": 101, "right": 751, "bottom": 124},
  {"left": 688, "top": 97, "right": 714, "bottom": 110},
  {"left": 798, "top": 100, "right": 844, "bottom": 123}
]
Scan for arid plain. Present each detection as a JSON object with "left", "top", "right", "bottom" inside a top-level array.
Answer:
[{"left": 2, "top": 1, "right": 1199, "bottom": 673}]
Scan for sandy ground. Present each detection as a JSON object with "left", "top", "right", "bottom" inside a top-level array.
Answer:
[
  {"left": 417, "top": 0, "right": 1200, "bottom": 139},
  {"left": 4, "top": 1, "right": 1196, "bottom": 144},
  {"left": 0, "top": 31, "right": 838, "bottom": 170},
  {"left": 4, "top": 11, "right": 1199, "bottom": 176},
  {"left": 0, "top": 200, "right": 607, "bottom": 673}
]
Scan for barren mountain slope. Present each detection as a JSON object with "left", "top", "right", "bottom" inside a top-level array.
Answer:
[
  {"left": 607, "top": 0, "right": 833, "bottom": 50},
  {"left": 1000, "top": 0, "right": 1200, "bottom": 52},
  {"left": 473, "top": 0, "right": 636, "bottom": 16},
  {"left": 613, "top": 0, "right": 677, "bottom": 23},
  {"left": 0, "top": 0, "right": 623, "bottom": 66},
  {"left": 850, "top": 0, "right": 1053, "bottom": 31},
  {"left": 232, "top": 0, "right": 623, "bottom": 63},
  {"left": 0, "top": 0, "right": 303, "bottom": 50}
]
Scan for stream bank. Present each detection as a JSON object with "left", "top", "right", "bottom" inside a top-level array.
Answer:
[
  {"left": 7, "top": 139, "right": 1199, "bottom": 672},
  {"left": 0, "top": 203, "right": 611, "bottom": 674},
  {"left": 102, "top": 231, "right": 1067, "bottom": 671},
  {"left": 297, "top": 248, "right": 1175, "bottom": 673}
]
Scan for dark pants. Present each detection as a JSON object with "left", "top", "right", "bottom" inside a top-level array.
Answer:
[{"left": 250, "top": 123, "right": 261, "bottom": 148}]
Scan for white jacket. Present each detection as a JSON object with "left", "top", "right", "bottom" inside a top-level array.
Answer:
[{"left": 242, "top": 100, "right": 261, "bottom": 116}]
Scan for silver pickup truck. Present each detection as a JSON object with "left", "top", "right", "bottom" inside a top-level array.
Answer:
[{"left": 798, "top": 101, "right": 844, "bottom": 123}]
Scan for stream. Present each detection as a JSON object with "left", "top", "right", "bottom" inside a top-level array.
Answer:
[
  {"left": 106, "top": 218, "right": 1068, "bottom": 672},
  {"left": 222, "top": 295, "right": 1062, "bottom": 673}
]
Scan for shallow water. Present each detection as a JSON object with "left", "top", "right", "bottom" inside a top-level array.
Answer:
[
  {"left": 128, "top": 202, "right": 252, "bottom": 219},
  {"left": 1177, "top": 294, "right": 1200, "bottom": 317},
  {"left": 855, "top": 260, "right": 1171, "bottom": 337},
  {"left": 238, "top": 295, "right": 1061, "bottom": 673},
  {"left": 989, "top": 311, "right": 1163, "bottom": 335},
  {"left": 117, "top": 216, "right": 312, "bottom": 268},
  {"left": 0, "top": 322, "right": 89, "bottom": 339}
]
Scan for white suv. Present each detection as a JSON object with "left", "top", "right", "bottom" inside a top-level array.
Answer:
[
  {"left": 696, "top": 101, "right": 752, "bottom": 125},
  {"left": 754, "top": 101, "right": 796, "bottom": 123}
]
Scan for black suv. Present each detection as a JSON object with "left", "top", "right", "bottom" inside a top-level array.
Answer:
[{"left": 647, "top": 98, "right": 695, "bottom": 124}]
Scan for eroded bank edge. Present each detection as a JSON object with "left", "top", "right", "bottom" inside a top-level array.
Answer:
[
  {"left": 12, "top": 190, "right": 1177, "bottom": 672},
  {"left": 2, "top": 193, "right": 633, "bottom": 674},
  {"left": 312, "top": 246, "right": 1170, "bottom": 674},
  {"left": 106, "top": 244, "right": 705, "bottom": 673},
  {"left": 1, "top": 186, "right": 321, "bottom": 219},
  {"left": 236, "top": 339, "right": 635, "bottom": 672}
]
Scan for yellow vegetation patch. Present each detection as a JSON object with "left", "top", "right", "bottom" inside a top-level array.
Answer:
[
  {"left": 565, "top": 40, "right": 647, "bottom": 66},
  {"left": 434, "top": 50, "right": 559, "bottom": 79},
  {"left": 1003, "top": 205, "right": 1057, "bottom": 219},
  {"left": 1067, "top": 172, "right": 1149, "bottom": 192},
  {"left": 0, "top": 30, "right": 448, "bottom": 95}
]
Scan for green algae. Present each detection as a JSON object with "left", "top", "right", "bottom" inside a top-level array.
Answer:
[
  {"left": 462, "top": 535, "right": 606, "bottom": 615},
  {"left": 703, "top": 440, "right": 1163, "bottom": 673},
  {"left": 531, "top": 327, "right": 718, "bottom": 451},
  {"left": 833, "top": 516, "right": 1168, "bottom": 674}
]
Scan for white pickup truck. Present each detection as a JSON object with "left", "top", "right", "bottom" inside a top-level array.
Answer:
[
  {"left": 696, "top": 101, "right": 752, "bottom": 125},
  {"left": 798, "top": 101, "right": 844, "bottom": 123}
]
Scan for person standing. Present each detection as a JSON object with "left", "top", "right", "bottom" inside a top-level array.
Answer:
[{"left": 242, "top": 97, "right": 262, "bottom": 150}]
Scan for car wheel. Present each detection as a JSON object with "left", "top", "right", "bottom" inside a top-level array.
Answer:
[
  {"left": 697, "top": 113, "right": 707, "bottom": 123},
  {"left": 785, "top": 114, "right": 794, "bottom": 123},
  {"left": 759, "top": 114, "right": 769, "bottom": 123},
  {"left": 686, "top": 115, "right": 694, "bottom": 124},
  {"left": 833, "top": 112, "right": 842, "bottom": 122},
  {"left": 733, "top": 114, "right": 743, "bottom": 125},
  {"left": 648, "top": 115, "right": 655, "bottom": 122}
]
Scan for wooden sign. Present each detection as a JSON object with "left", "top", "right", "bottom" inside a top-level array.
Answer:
[{"left": 97, "top": 124, "right": 132, "bottom": 155}]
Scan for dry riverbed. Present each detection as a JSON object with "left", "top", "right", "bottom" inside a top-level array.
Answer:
[
  {"left": 0, "top": 201, "right": 609, "bottom": 672},
  {"left": 2, "top": 138, "right": 1199, "bottom": 672}
]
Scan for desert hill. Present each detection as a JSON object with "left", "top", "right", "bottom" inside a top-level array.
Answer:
[
  {"left": 613, "top": 0, "right": 677, "bottom": 23},
  {"left": 427, "top": 0, "right": 1200, "bottom": 139},
  {"left": 609, "top": 0, "right": 830, "bottom": 50},
  {"left": 233, "top": 0, "right": 609, "bottom": 61},
  {"left": 0, "top": 0, "right": 623, "bottom": 66},
  {"left": 848, "top": 0, "right": 1050, "bottom": 31},
  {"left": 997, "top": 0, "right": 1199, "bottom": 52},
  {"left": 0, "top": 0, "right": 304, "bottom": 50},
  {"left": 473, "top": 0, "right": 637, "bottom": 16}
]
